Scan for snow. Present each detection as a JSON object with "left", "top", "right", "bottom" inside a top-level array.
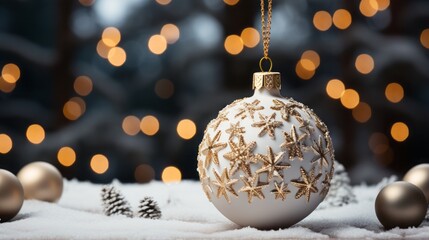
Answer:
[{"left": 1, "top": 179, "right": 428, "bottom": 239}]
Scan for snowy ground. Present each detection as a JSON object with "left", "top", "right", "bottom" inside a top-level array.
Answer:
[{"left": 1, "top": 179, "right": 428, "bottom": 239}]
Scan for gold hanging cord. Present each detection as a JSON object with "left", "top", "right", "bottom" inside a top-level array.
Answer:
[{"left": 259, "top": 0, "right": 273, "bottom": 72}]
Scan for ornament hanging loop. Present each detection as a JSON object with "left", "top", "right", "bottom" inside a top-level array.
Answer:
[{"left": 259, "top": 56, "right": 272, "bottom": 72}]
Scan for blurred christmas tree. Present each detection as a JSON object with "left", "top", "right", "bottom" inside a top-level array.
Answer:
[{"left": 0, "top": 0, "right": 428, "bottom": 184}]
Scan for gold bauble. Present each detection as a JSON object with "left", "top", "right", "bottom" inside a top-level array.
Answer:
[
  {"left": 403, "top": 163, "right": 429, "bottom": 203},
  {"left": 375, "top": 181, "right": 427, "bottom": 229},
  {"left": 17, "top": 162, "right": 63, "bottom": 202},
  {"left": 0, "top": 169, "right": 24, "bottom": 222}
]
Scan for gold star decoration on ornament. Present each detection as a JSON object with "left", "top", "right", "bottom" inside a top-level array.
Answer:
[
  {"left": 320, "top": 168, "right": 333, "bottom": 197},
  {"left": 271, "top": 181, "right": 291, "bottom": 201},
  {"left": 201, "top": 176, "right": 213, "bottom": 201},
  {"left": 297, "top": 116, "right": 315, "bottom": 136},
  {"left": 309, "top": 112, "right": 328, "bottom": 134},
  {"left": 212, "top": 168, "right": 238, "bottom": 203},
  {"left": 225, "top": 122, "right": 246, "bottom": 140},
  {"left": 270, "top": 99, "right": 301, "bottom": 121},
  {"left": 235, "top": 100, "right": 264, "bottom": 120},
  {"left": 201, "top": 131, "right": 227, "bottom": 168},
  {"left": 311, "top": 135, "right": 330, "bottom": 170},
  {"left": 223, "top": 135, "right": 257, "bottom": 176},
  {"left": 209, "top": 113, "right": 228, "bottom": 131},
  {"left": 239, "top": 175, "right": 267, "bottom": 203},
  {"left": 255, "top": 147, "right": 290, "bottom": 181},
  {"left": 291, "top": 167, "right": 322, "bottom": 202},
  {"left": 280, "top": 125, "right": 306, "bottom": 161},
  {"left": 251, "top": 113, "right": 283, "bottom": 139}
]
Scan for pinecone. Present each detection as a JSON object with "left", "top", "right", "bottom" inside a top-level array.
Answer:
[
  {"left": 137, "top": 196, "right": 162, "bottom": 219},
  {"left": 101, "top": 185, "right": 133, "bottom": 218},
  {"left": 318, "top": 161, "right": 357, "bottom": 209}
]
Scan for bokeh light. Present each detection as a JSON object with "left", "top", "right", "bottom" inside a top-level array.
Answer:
[
  {"left": 355, "top": 54, "right": 374, "bottom": 74},
  {"left": 333, "top": 9, "right": 352, "bottom": 30},
  {"left": 0, "top": 77, "right": 16, "bottom": 93},
  {"left": 240, "top": 27, "right": 260, "bottom": 48},
  {"left": 301, "top": 50, "right": 320, "bottom": 69},
  {"left": 74, "top": 76, "right": 93, "bottom": 96},
  {"left": 1, "top": 63, "right": 20, "bottom": 83},
  {"left": 295, "top": 60, "right": 315, "bottom": 80},
  {"left": 96, "top": 40, "right": 111, "bottom": 59},
  {"left": 148, "top": 35, "right": 167, "bottom": 55},
  {"left": 161, "top": 24, "right": 180, "bottom": 44},
  {"left": 63, "top": 97, "right": 85, "bottom": 120},
  {"left": 0, "top": 134, "right": 12, "bottom": 154},
  {"left": 420, "top": 29, "right": 429, "bottom": 49},
  {"left": 177, "top": 119, "right": 196, "bottom": 140},
  {"left": 57, "top": 146, "right": 76, "bottom": 167},
  {"left": 224, "top": 35, "right": 243, "bottom": 55},
  {"left": 156, "top": 0, "right": 171, "bottom": 5},
  {"left": 369, "top": 132, "right": 389, "bottom": 154},
  {"left": 134, "top": 164, "right": 155, "bottom": 183},
  {"left": 122, "top": 115, "right": 141, "bottom": 136},
  {"left": 140, "top": 115, "right": 160, "bottom": 136},
  {"left": 390, "top": 122, "right": 409, "bottom": 142},
  {"left": 223, "top": 0, "right": 239, "bottom": 6},
  {"left": 313, "top": 11, "right": 332, "bottom": 31},
  {"left": 340, "top": 89, "right": 360, "bottom": 109},
  {"left": 162, "top": 166, "right": 182, "bottom": 183},
  {"left": 155, "top": 79, "right": 174, "bottom": 99},
  {"left": 352, "top": 102, "right": 372, "bottom": 123},
  {"left": 385, "top": 82, "right": 404, "bottom": 103},
  {"left": 102, "top": 27, "right": 121, "bottom": 47},
  {"left": 26, "top": 124, "right": 45, "bottom": 144},
  {"left": 376, "top": 0, "right": 390, "bottom": 11},
  {"left": 326, "top": 79, "right": 345, "bottom": 99},
  {"left": 107, "top": 47, "right": 126, "bottom": 67},
  {"left": 90, "top": 154, "right": 109, "bottom": 174},
  {"left": 360, "top": 0, "right": 378, "bottom": 17}
]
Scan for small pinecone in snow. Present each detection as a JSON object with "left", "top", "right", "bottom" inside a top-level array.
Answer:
[
  {"left": 137, "top": 197, "right": 162, "bottom": 219},
  {"left": 101, "top": 185, "right": 133, "bottom": 218},
  {"left": 318, "top": 161, "right": 357, "bottom": 209}
]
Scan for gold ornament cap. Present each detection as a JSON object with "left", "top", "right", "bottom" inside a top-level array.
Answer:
[{"left": 252, "top": 72, "right": 281, "bottom": 90}]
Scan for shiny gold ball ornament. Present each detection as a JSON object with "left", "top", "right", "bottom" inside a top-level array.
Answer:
[
  {"left": 17, "top": 162, "right": 63, "bottom": 202},
  {"left": 375, "top": 181, "right": 427, "bottom": 229},
  {"left": 197, "top": 72, "right": 335, "bottom": 229},
  {"left": 403, "top": 163, "right": 429, "bottom": 203},
  {"left": 0, "top": 169, "right": 24, "bottom": 222}
]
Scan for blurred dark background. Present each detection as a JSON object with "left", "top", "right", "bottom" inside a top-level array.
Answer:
[{"left": 0, "top": 0, "right": 428, "bottom": 184}]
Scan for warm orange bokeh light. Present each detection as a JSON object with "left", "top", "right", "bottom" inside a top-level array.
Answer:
[
  {"left": 352, "top": 102, "right": 372, "bottom": 123},
  {"left": 313, "top": 11, "right": 332, "bottom": 31},
  {"left": 295, "top": 60, "right": 315, "bottom": 80},
  {"left": 96, "top": 40, "right": 111, "bottom": 59},
  {"left": 0, "top": 77, "right": 16, "bottom": 93},
  {"left": 140, "top": 115, "right": 160, "bottom": 136},
  {"left": 26, "top": 124, "right": 45, "bottom": 144},
  {"left": 156, "top": 0, "right": 171, "bottom": 5},
  {"left": 63, "top": 97, "right": 85, "bottom": 121},
  {"left": 340, "top": 89, "right": 360, "bottom": 109},
  {"left": 333, "top": 9, "right": 352, "bottom": 30},
  {"left": 74, "top": 76, "right": 93, "bottom": 96},
  {"left": 301, "top": 50, "right": 320, "bottom": 68},
  {"left": 223, "top": 0, "right": 239, "bottom": 6},
  {"left": 108, "top": 47, "right": 126, "bottom": 67},
  {"left": 90, "top": 154, "right": 109, "bottom": 174},
  {"left": 57, "top": 146, "right": 76, "bottom": 167},
  {"left": 102, "top": 27, "right": 121, "bottom": 47},
  {"left": 420, "top": 29, "right": 429, "bottom": 49},
  {"left": 161, "top": 24, "right": 180, "bottom": 44},
  {"left": 360, "top": 0, "right": 378, "bottom": 17},
  {"left": 148, "top": 35, "right": 168, "bottom": 55},
  {"left": 385, "top": 82, "right": 404, "bottom": 103},
  {"left": 2, "top": 63, "right": 21, "bottom": 83},
  {"left": 177, "top": 119, "right": 196, "bottom": 140},
  {"left": 122, "top": 115, "right": 141, "bottom": 136},
  {"left": 224, "top": 35, "right": 244, "bottom": 55},
  {"left": 355, "top": 54, "right": 374, "bottom": 74},
  {"left": 326, "top": 79, "right": 345, "bottom": 99},
  {"left": 390, "top": 122, "right": 409, "bottom": 142},
  {"left": 241, "top": 27, "right": 260, "bottom": 48},
  {"left": 0, "top": 134, "right": 13, "bottom": 154},
  {"left": 376, "top": 0, "right": 390, "bottom": 11},
  {"left": 162, "top": 166, "right": 182, "bottom": 183}
]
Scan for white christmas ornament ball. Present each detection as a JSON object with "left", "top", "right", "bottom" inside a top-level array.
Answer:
[{"left": 197, "top": 72, "right": 335, "bottom": 229}]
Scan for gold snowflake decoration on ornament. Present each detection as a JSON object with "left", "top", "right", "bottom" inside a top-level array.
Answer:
[
  {"left": 271, "top": 181, "right": 291, "bottom": 201},
  {"left": 311, "top": 135, "right": 330, "bottom": 170},
  {"left": 281, "top": 125, "right": 306, "bottom": 161},
  {"left": 297, "top": 116, "right": 315, "bottom": 136},
  {"left": 223, "top": 135, "right": 257, "bottom": 176},
  {"left": 255, "top": 147, "right": 290, "bottom": 181},
  {"left": 201, "top": 131, "right": 227, "bottom": 168},
  {"left": 225, "top": 122, "right": 245, "bottom": 140},
  {"left": 270, "top": 99, "right": 301, "bottom": 121},
  {"left": 251, "top": 113, "right": 283, "bottom": 139},
  {"left": 209, "top": 113, "right": 228, "bottom": 131},
  {"left": 235, "top": 100, "right": 264, "bottom": 120},
  {"left": 239, "top": 175, "right": 267, "bottom": 203},
  {"left": 212, "top": 168, "right": 238, "bottom": 203},
  {"left": 320, "top": 168, "right": 333, "bottom": 197},
  {"left": 291, "top": 167, "right": 322, "bottom": 202}
]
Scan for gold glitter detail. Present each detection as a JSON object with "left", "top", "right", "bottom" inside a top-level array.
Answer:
[
  {"left": 296, "top": 116, "right": 315, "bottom": 136},
  {"left": 281, "top": 125, "right": 306, "bottom": 161},
  {"left": 252, "top": 72, "right": 281, "bottom": 90},
  {"left": 223, "top": 135, "right": 257, "bottom": 176},
  {"left": 291, "top": 167, "right": 322, "bottom": 202},
  {"left": 311, "top": 135, "right": 330, "bottom": 170},
  {"left": 320, "top": 168, "right": 333, "bottom": 197},
  {"left": 239, "top": 175, "right": 267, "bottom": 203},
  {"left": 235, "top": 99, "right": 264, "bottom": 120},
  {"left": 225, "top": 122, "right": 245, "bottom": 140},
  {"left": 212, "top": 168, "right": 238, "bottom": 203},
  {"left": 325, "top": 131, "right": 335, "bottom": 161},
  {"left": 209, "top": 113, "right": 228, "bottom": 131},
  {"left": 255, "top": 147, "right": 290, "bottom": 181},
  {"left": 251, "top": 113, "right": 283, "bottom": 139},
  {"left": 201, "top": 131, "right": 227, "bottom": 168},
  {"left": 271, "top": 181, "right": 291, "bottom": 201},
  {"left": 270, "top": 99, "right": 301, "bottom": 121}
]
